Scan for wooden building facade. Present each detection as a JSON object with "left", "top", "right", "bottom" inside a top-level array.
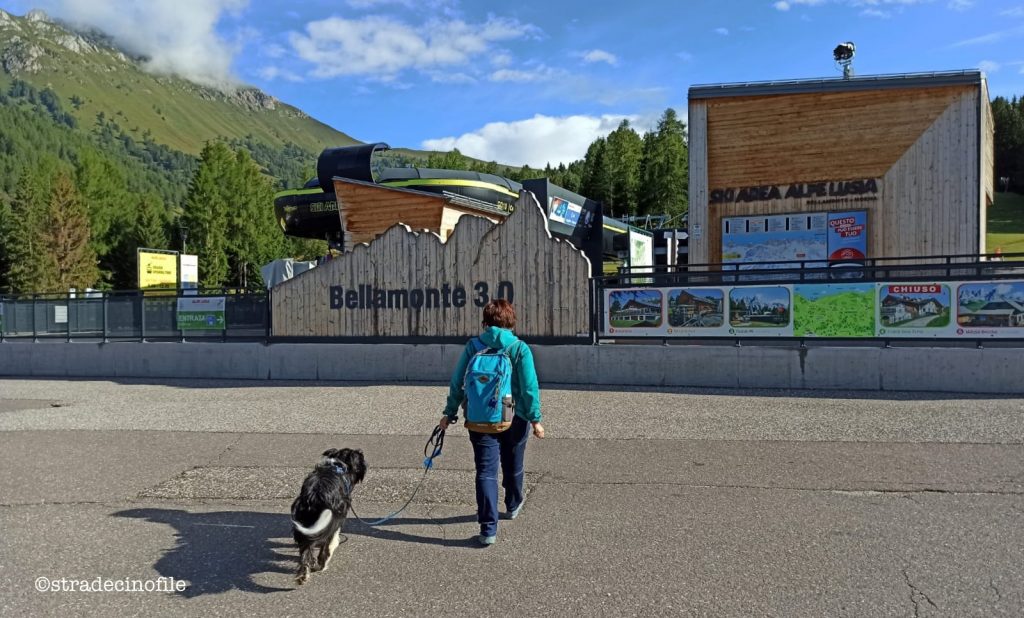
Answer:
[
  {"left": 687, "top": 71, "right": 996, "bottom": 266},
  {"left": 271, "top": 191, "right": 592, "bottom": 339}
]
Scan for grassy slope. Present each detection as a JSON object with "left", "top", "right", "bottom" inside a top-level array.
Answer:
[
  {"left": 987, "top": 192, "right": 1024, "bottom": 260},
  {"left": 0, "top": 13, "right": 357, "bottom": 157}
]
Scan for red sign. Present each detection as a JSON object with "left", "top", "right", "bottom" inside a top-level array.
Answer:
[
  {"left": 888, "top": 285, "right": 942, "bottom": 294},
  {"left": 830, "top": 247, "right": 866, "bottom": 260}
]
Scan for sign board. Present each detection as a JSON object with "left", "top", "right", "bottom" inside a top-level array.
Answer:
[
  {"left": 180, "top": 254, "right": 199, "bottom": 295},
  {"left": 176, "top": 297, "right": 226, "bottom": 331},
  {"left": 54, "top": 305, "right": 68, "bottom": 324},
  {"left": 548, "top": 196, "right": 583, "bottom": 228},
  {"left": 138, "top": 249, "right": 179, "bottom": 292},
  {"left": 826, "top": 211, "right": 868, "bottom": 264},
  {"left": 722, "top": 210, "right": 867, "bottom": 269},
  {"left": 271, "top": 191, "right": 592, "bottom": 338},
  {"left": 710, "top": 179, "right": 880, "bottom": 206},
  {"left": 628, "top": 229, "right": 654, "bottom": 283},
  {"left": 604, "top": 279, "right": 1024, "bottom": 339}
]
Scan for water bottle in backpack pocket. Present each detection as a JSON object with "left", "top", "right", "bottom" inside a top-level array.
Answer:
[{"left": 462, "top": 338, "right": 514, "bottom": 433}]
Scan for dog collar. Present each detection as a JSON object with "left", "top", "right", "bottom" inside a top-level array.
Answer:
[{"left": 327, "top": 459, "right": 348, "bottom": 475}]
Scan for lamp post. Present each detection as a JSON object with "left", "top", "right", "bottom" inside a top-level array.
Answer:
[{"left": 179, "top": 225, "right": 189, "bottom": 254}]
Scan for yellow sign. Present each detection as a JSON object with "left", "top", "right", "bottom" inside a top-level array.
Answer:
[{"left": 138, "top": 250, "right": 178, "bottom": 291}]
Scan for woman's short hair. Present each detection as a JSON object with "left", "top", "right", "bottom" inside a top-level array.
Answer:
[{"left": 482, "top": 299, "right": 516, "bottom": 329}]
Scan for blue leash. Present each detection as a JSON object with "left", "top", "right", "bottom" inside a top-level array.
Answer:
[{"left": 348, "top": 425, "right": 446, "bottom": 527}]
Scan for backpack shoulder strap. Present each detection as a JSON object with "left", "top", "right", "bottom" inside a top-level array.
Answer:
[
  {"left": 504, "top": 338, "right": 523, "bottom": 362},
  {"left": 469, "top": 337, "right": 488, "bottom": 353}
]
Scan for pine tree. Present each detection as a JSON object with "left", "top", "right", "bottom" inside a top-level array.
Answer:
[
  {"left": 581, "top": 138, "right": 610, "bottom": 206},
  {"left": 993, "top": 96, "right": 1024, "bottom": 192},
  {"left": 426, "top": 148, "right": 469, "bottom": 171},
  {"left": 0, "top": 200, "right": 13, "bottom": 293},
  {"left": 604, "top": 120, "right": 644, "bottom": 218},
  {"left": 1, "top": 166, "right": 52, "bottom": 292},
  {"left": 40, "top": 172, "right": 99, "bottom": 291},
  {"left": 74, "top": 149, "right": 131, "bottom": 256},
  {"left": 226, "top": 148, "right": 284, "bottom": 288},
  {"left": 182, "top": 141, "right": 233, "bottom": 288},
  {"left": 103, "top": 193, "right": 169, "bottom": 291},
  {"left": 641, "top": 108, "right": 689, "bottom": 221},
  {"left": 134, "top": 193, "right": 169, "bottom": 250}
]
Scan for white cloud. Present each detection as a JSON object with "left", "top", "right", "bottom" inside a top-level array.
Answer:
[
  {"left": 258, "top": 66, "right": 304, "bottom": 82},
  {"left": 490, "top": 52, "right": 514, "bottom": 68},
  {"left": 1002, "top": 6, "right": 1024, "bottom": 17},
  {"left": 677, "top": 51, "right": 694, "bottom": 62},
  {"left": 777, "top": 0, "right": 969, "bottom": 11},
  {"left": 264, "top": 43, "right": 287, "bottom": 59},
  {"left": 422, "top": 113, "right": 650, "bottom": 167},
  {"left": 977, "top": 60, "right": 1000, "bottom": 73},
  {"left": 345, "top": 0, "right": 459, "bottom": 12},
  {"left": 429, "top": 71, "right": 476, "bottom": 84},
  {"left": 861, "top": 7, "right": 891, "bottom": 16},
  {"left": 715, "top": 27, "right": 729, "bottom": 35},
  {"left": 578, "top": 49, "right": 619, "bottom": 66},
  {"left": 953, "top": 25, "right": 1024, "bottom": 47},
  {"left": 36, "top": 0, "right": 247, "bottom": 88},
  {"left": 288, "top": 15, "right": 539, "bottom": 79},
  {"left": 488, "top": 65, "right": 562, "bottom": 82},
  {"left": 489, "top": 69, "right": 538, "bottom": 82}
]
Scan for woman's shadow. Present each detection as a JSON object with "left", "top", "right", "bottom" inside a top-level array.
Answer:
[
  {"left": 343, "top": 512, "right": 479, "bottom": 546},
  {"left": 113, "top": 509, "right": 481, "bottom": 598}
]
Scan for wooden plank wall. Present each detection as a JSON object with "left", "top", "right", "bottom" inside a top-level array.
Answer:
[
  {"left": 707, "top": 86, "right": 970, "bottom": 188},
  {"left": 689, "top": 84, "right": 983, "bottom": 263},
  {"left": 882, "top": 89, "right": 979, "bottom": 257},
  {"left": 687, "top": 101, "right": 710, "bottom": 267},
  {"left": 335, "top": 180, "right": 448, "bottom": 251},
  {"left": 272, "top": 191, "right": 592, "bottom": 338},
  {"left": 981, "top": 78, "right": 995, "bottom": 252},
  {"left": 335, "top": 179, "right": 504, "bottom": 250}
]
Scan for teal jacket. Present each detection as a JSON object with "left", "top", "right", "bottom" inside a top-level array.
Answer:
[{"left": 444, "top": 326, "right": 541, "bottom": 423}]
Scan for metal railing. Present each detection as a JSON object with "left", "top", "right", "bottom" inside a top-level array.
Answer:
[
  {"left": 598, "top": 252, "right": 1024, "bottom": 288},
  {"left": 3, "top": 253, "right": 1023, "bottom": 344},
  {"left": 0, "top": 289, "right": 269, "bottom": 342},
  {"left": 592, "top": 252, "right": 1024, "bottom": 343}
]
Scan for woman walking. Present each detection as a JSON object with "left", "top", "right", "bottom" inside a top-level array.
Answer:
[{"left": 440, "top": 299, "right": 545, "bottom": 546}]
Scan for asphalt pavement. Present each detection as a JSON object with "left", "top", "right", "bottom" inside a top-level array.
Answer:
[{"left": 1, "top": 378, "right": 1022, "bottom": 617}]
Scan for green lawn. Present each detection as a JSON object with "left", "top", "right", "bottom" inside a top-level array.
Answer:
[{"left": 988, "top": 192, "right": 1024, "bottom": 260}]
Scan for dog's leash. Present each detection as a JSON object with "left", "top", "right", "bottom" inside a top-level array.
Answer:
[{"left": 348, "top": 424, "right": 446, "bottom": 527}]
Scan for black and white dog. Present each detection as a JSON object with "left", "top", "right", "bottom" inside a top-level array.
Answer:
[{"left": 290, "top": 448, "right": 367, "bottom": 585}]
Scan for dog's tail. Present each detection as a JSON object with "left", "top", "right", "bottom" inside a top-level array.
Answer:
[{"left": 292, "top": 509, "right": 332, "bottom": 537}]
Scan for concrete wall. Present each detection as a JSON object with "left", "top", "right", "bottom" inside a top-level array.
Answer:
[{"left": 1, "top": 342, "right": 1021, "bottom": 395}]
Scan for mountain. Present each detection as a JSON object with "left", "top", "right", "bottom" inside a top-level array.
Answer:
[{"left": 0, "top": 9, "right": 359, "bottom": 159}]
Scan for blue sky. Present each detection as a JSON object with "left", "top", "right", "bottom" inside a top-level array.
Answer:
[{"left": 3, "top": 0, "right": 1023, "bottom": 166}]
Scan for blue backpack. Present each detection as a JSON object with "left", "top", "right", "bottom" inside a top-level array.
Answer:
[{"left": 462, "top": 338, "right": 515, "bottom": 433}]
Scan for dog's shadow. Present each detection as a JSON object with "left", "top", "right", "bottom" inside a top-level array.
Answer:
[
  {"left": 113, "top": 509, "right": 295, "bottom": 597},
  {"left": 113, "top": 509, "right": 485, "bottom": 597}
]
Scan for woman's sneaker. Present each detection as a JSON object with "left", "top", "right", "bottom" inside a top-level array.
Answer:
[{"left": 503, "top": 501, "right": 524, "bottom": 520}]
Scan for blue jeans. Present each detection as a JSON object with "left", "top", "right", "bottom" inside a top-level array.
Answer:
[{"left": 468, "top": 415, "right": 530, "bottom": 537}]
